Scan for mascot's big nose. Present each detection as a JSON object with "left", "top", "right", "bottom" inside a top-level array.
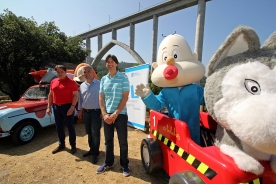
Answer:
[{"left": 163, "top": 56, "right": 178, "bottom": 80}]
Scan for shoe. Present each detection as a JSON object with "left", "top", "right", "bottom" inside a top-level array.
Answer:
[
  {"left": 52, "top": 145, "right": 65, "bottom": 154},
  {"left": 91, "top": 155, "right": 99, "bottom": 164},
  {"left": 83, "top": 151, "right": 91, "bottom": 157},
  {"left": 71, "top": 146, "right": 77, "bottom": 154},
  {"left": 164, "top": 172, "right": 170, "bottom": 181},
  {"left": 123, "top": 167, "right": 130, "bottom": 177},
  {"left": 96, "top": 163, "right": 113, "bottom": 174}
]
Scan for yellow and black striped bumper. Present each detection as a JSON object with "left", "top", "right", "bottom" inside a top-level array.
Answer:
[
  {"left": 152, "top": 129, "right": 217, "bottom": 180},
  {"left": 240, "top": 178, "right": 262, "bottom": 184}
]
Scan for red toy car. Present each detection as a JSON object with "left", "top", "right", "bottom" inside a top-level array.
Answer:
[{"left": 140, "top": 110, "right": 276, "bottom": 184}]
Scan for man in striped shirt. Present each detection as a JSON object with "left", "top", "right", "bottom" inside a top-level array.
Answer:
[{"left": 96, "top": 54, "right": 130, "bottom": 177}]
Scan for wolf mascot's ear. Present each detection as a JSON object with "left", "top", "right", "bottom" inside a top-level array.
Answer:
[
  {"left": 207, "top": 26, "right": 260, "bottom": 76},
  {"left": 262, "top": 31, "right": 276, "bottom": 50}
]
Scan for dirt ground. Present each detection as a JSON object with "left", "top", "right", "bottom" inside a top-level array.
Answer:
[{"left": 0, "top": 122, "right": 168, "bottom": 184}]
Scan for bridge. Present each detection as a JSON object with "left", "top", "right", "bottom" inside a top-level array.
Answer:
[{"left": 76, "top": 0, "right": 209, "bottom": 68}]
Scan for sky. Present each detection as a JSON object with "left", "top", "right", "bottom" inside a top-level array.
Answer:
[{"left": 1, "top": 0, "right": 276, "bottom": 68}]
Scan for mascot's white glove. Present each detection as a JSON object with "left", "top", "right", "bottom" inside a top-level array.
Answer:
[{"left": 135, "top": 83, "right": 151, "bottom": 98}]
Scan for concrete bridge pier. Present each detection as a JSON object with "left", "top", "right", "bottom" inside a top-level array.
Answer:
[
  {"left": 152, "top": 15, "right": 158, "bottom": 64},
  {"left": 112, "top": 29, "right": 117, "bottom": 40},
  {"left": 85, "top": 37, "right": 91, "bottom": 63},
  {"left": 194, "top": 0, "right": 206, "bottom": 62},
  {"left": 98, "top": 34, "right": 102, "bottom": 52},
  {"left": 130, "top": 23, "right": 135, "bottom": 50}
]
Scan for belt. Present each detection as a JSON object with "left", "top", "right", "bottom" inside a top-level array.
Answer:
[
  {"left": 83, "top": 108, "right": 101, "bottom": 112},
  {"left": 54, "top": 103, "right": 70, "bottom": 106}
]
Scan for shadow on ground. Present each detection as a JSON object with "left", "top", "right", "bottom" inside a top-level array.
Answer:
[
  {"left": 72, "top": 148, "right": 168, "bottom": 184},
  {"left": 0, "top": 123, "right": 86, "bottom": 155},
  {"left": 0, "top": 122, "right": 168, "bottom": 184}
]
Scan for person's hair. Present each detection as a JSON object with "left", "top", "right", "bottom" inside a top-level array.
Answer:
[
  {"left": 83, "top": 65, "right": 94, "bottom": 74},
  {"left": 54, "top": 65, "right": 66, "bottom": 72},
  {"left": 105, "top": 54, "right": 119, "bottom": 71},
  {"left": 83, "top": 65, "right": 93, "bottom": 71}
]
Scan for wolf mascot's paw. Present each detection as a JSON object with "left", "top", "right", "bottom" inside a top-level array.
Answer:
[{"left": 220, "top": 144, "right": 264, "bottom": 175}]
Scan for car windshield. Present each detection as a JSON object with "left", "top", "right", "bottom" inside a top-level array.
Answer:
[{"left": 22, "top": 86, "right": 49, "bottom": 99}]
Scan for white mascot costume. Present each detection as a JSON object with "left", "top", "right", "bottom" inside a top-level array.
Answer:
[
  {"left": 135, "top": 33, "right": 205, "bottom": 145},
  {"left": 204, "top": 26, "right": 276, "bottom": 175}
]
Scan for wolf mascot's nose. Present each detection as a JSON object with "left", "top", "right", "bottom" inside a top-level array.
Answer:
[{"left": 163, "top": 56, "right": 178, "bottom": 80}]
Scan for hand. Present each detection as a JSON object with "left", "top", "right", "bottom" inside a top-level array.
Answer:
[
  {"left": 135, "top": 83, "right": 151, "bottom": 98},
  {"left": 67, "top": 106, "right": 74, "bottom": 116},
  {"left": 110, "top": 113, "right": 118, "bottom": 123},
  {"left": 47, "top": 108, "right": 52, "bottom": 116},
  {"left": 103, "top": 114, "right": 113, "bottom": 125},
  {"left": 77, "top": 110, "right": 83, "bottom": 119}
]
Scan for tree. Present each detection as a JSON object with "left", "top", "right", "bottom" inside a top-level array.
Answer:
[
  {"left": 148, "top": 73, "right": 162, "bottom": 95},
  {"left": 0, "top": 10, "right": 89, "bottom": 101},
  {"left": 199, "top": 76, "right": 207, "bottom": 87}
]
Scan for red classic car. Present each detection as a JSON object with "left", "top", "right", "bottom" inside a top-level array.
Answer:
[{"left": 0, "top": 84, "right": 54, "bottom": 144}]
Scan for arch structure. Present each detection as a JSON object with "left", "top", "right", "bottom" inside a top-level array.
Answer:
[{"left": 91, "top": 39, "right": 146, "bottom": 67}]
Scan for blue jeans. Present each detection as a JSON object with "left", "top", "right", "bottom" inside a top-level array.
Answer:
[
  {"left": 104, "top": 114, "right": 129, "bottom": 168},
  {"left": 53, "top": 104, "right": 76, "bottom": 146},
  {"left": 83, "top": 109, "right": 101, "bottom": 156}
]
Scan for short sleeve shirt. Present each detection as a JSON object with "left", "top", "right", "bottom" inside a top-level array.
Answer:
[
  {"left": 78, "top": 79, "right": 101, "bottom": 110},
  {"left": 50, "top": 76, "right": 78, "bottom": 104},
  {"left": 100, "top": 71, "right": 129, "bottom": 114}
]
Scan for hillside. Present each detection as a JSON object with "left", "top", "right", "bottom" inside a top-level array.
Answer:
[
  {"left": 40, "top": 61, "right": 206, "bottom": 86},
  {"left": 96, "top": 61, "right": 137, "bottom": 79},
  {"left": 40, "top": 60, "right": 137, "bottom": 79}
]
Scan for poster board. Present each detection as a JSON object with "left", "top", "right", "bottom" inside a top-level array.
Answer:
[{"left": 125, "top": 64, "right": 150, "bottom": 130}]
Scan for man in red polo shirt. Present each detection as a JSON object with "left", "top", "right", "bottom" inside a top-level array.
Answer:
[{"left": 47, "top": 65, "right": 79, "bottom": 154}]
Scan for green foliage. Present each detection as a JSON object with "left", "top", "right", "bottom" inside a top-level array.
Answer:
[
  {"left": 95, "top": 60, "right": 136, "bottom": 79},
  {"left": 199, "top": 76, "right": 207, "bottom": 87},
  {"left": 0, "top": 10, "right": 88, "bottom": 101},
  {"left": 95, "top": 61, "right": 108, "bottom": 79},
  {"left": 0, "top": 91, "right": 6, "bottom": 96},
  {"left": 148, "top": 74, "right": 162, "bottom": 95}
]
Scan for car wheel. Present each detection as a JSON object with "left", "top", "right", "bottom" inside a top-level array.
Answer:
[
  {"left": 140, "top": 138, "right": 163, "bottom": 173},
  {"left": 12, "top": 121, "right": 36, "bottom": 144},
  {"left": 169, "top": 172, "right": 204, "bottom": 184}
]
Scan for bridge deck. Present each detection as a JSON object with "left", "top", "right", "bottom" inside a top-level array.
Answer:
[{"left": 77, "top": 0, "right": 210, "bottom": 39}]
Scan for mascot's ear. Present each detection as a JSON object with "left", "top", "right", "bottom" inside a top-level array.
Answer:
[
  {"left": 193, "top": 53, "right": 198, "bottom": 60},
  {"left": 207, "top": 26, "right": 260, "bottom": 76},
  {"left": 74, "top": 63, "right": 89, "bottom": 77},
  {"left": 152, "top": 62, "right": 158, "bottom": 69},
  {"left": 76, "top": 66, "right": 86, "bottom": 77},
  {"left": 262, "top": 31, "right": 276, "bottom": 50}
]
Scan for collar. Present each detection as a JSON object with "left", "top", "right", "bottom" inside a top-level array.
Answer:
[
  {"left": 58, "top": 76, "right": 69, "bottom": 81},
  {"left": 107, "top": 71, "right": 119, "bottom": 79},
  {"left": 85, "top": 78, "right": 96, "bottom": 85}
]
